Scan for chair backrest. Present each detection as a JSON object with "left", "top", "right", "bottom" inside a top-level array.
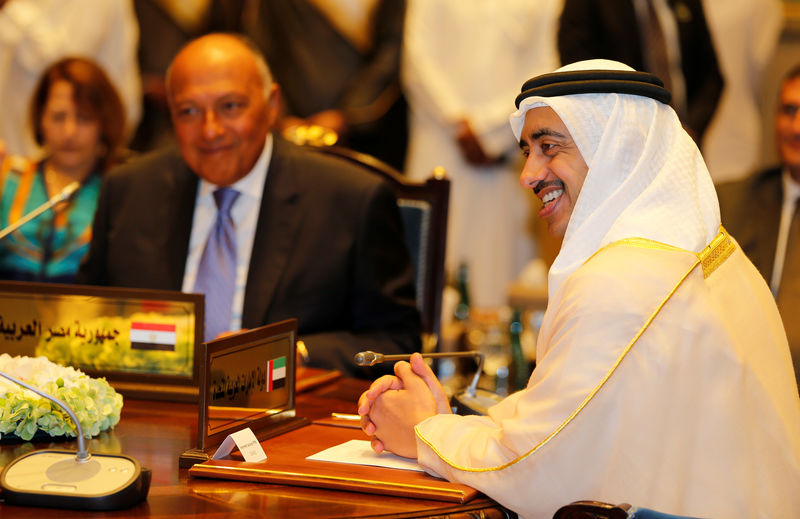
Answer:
[
  {"left": 554, "top": 501, "right": 631, "bottom": 519},
  {"left": 311, "top": 146, "right": 450, "bottom": 351}
]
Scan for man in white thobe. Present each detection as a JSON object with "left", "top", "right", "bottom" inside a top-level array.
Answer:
[
  {"left": 402, "top": 0, "right": 563, "bottom": 307},
  {"left": 701, "top": 0, "right": 783, "bottom": 181},
  {"left": 358, "top": 60, "right": 800, "bottom": 519}
]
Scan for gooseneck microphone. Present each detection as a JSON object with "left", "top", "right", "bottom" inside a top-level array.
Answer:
[
  {"left": 354, "top": 350, "right": 504, "bottom": 415},
  {"left": 0, "top": 370, "right": 90, "bottom": 462},
  {"left": 354, "top": 350, "right": 481, "bottom": 367},
  {"left": 0, "top": 368, "right": 151, "bottom": 510},
  {"left": 0, "top": 180, "right": 80, "bottom": 241}
]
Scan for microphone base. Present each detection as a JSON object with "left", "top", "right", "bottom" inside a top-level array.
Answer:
[
  {"left": 0, "top": 450, "right": 150, "bottom": 511},
  {"left": 451, "top": 389, "right": 505, "bottom": 416}
]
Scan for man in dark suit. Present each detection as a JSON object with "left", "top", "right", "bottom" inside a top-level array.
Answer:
[
  {"left": 717, "top": 65, "right": 800, "bottom": 392},
  {"left": 558, "top": 0, "right": 723, "bottom": 143},
  {"left": 77, "top": 33, "right": 421, "bottom": 377}
]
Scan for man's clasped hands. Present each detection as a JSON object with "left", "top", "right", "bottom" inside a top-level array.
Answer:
[{"left": 357, "top": 353, "right": 452, "bottom": 459}]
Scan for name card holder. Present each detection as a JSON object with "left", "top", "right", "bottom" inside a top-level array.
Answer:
[{"left": 179, "top": 319, "right": 307, "bottom": 468}]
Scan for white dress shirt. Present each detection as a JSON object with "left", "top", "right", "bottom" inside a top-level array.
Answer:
[{"left": 182, "top": 134, "right": 273, "bottom": 333}]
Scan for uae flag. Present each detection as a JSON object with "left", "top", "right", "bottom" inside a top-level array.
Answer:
[
  {"left": 267, "top": 356, "right": 286, "bottom": 391},
  {"left": 130, "top": 322, "right": 177, "bottom": 351}
]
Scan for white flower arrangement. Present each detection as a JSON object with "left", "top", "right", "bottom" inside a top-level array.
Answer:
[{"left": 0, "top": 354, "right": 123, "bottom": 441}]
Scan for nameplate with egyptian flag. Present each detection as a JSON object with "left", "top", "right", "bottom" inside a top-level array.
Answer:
[
  {"left": 130, "top": 321, "right": 177, "bottom": 351},
  {"left": 267, "top": 356, "right": 286, "bottom": 391}
]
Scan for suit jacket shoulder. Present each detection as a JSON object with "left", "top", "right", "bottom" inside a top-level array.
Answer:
[
  {"left": 716, "top": 166, "right": 782, "bottom": 281},
  {"left": 717, "top": 166, "right": 782, "bottom": 230},
  {"left": 77, "top": 147, "right": 198, "bottom": 289},
  {"left": 270, "top": 137, "right": 393, "bottom": 196}
]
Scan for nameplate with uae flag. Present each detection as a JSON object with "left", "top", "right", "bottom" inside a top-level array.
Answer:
[
  {"left": 179, "top": 319, "right": 307, "bottom": 468},
  {"left": 266, "top": 355, "right": 286, "bottom": 390},
  {"left": 0, "top": 280, "right": 203, "bottom": 401}
]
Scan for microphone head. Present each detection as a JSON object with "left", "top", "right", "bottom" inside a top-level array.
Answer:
[
  {"left": 353, "top": 351, "right": 381, "bottom": 366},
  {"left": 58, "top": 181, "right": 81, "bottom": 201},
  {"left": 61, "top": 180, "right": 81, "bottom": 196}
]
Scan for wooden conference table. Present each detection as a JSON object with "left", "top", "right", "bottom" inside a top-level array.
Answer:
[{"left": 0, "top": 375, "right": 512, "bottom": 518}]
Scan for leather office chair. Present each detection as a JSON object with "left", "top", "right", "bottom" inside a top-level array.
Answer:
[
  {"left": 553, "top": 500, "right": 704, "bottom": 519},
  {"left": 310, "top": 146, "right": 450, "bottom": 353}
]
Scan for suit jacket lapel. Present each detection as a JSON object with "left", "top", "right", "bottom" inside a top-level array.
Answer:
[
  {"left": 166, "top": 152, "right": 198, "bottom": 289},
  {"left": 242, "top": 137, "right": 305, "bottom": 327}
]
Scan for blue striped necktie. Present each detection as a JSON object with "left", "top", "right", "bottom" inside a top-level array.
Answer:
[{"left": 194, "top": 187, "right": 240, "bottom": 342}]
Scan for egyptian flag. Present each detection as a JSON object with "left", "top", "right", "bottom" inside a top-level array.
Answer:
[
  {"left": 130, "top": 322, "right": 177, "bottom": 351},
  {"left": 267, "top": 356, "right": 286, "bottom": 391}
]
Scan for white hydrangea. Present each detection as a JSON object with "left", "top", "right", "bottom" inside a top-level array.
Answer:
[{"left": 0, "top": 354, "right": 123, "bottom": 441}]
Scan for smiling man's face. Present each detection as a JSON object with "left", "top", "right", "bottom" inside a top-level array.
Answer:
[
  {"left": 518, "top": 106, "right": 589, "bottom": 238},
  {"left": 777, "top": 76, "right": 800, "bottom": 182},
  {"left": 168, "top": 35, "right": 279, "bottom": 186}
]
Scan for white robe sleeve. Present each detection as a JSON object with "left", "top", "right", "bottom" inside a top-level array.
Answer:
[
  {"left": 401, "top": 1, "right": 464, "bottom": 130},
  {"left": 700, "top": 0, "right": 782, "bottom": 181},
  {"left": 415, "top": 243, "right": 800, "bottom": 519}
]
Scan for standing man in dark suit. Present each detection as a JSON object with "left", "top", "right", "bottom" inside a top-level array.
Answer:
[
  {"left": 76, "top": 33, "right": 421, "bottom": 377},
  {"left": 209, "top": 0, "right": 408, "bottom": 171},
  {"left": 558, "top": 0, "right": 723, "bottom": 144},
  {"left": 130, "top": 0, "right": 212, "bottom": 152},
  {"left": 717, "top": 65, "right": 800, "bottom": 392}
]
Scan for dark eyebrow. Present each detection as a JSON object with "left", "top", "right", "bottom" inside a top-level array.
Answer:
[{"left": 519, "top": 127, "right": 568, "bottom": 148}]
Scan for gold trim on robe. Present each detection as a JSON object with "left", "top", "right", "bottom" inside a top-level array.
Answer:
[{"left": 416, "top": 228, "right": 734, "bottom": 472}]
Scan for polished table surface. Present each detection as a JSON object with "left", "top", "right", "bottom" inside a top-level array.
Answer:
[{"left": 0, "top": 376, "right": 511, "bottom": 518}]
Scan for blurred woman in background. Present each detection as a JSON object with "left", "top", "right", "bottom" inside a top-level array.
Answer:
[{"left": 0, "top": 57, "right": 125, "bottom": 283}]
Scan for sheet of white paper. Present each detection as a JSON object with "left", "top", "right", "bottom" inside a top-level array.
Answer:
[{"left": 306, "top": 439, "right": 424, "bottom": 472}]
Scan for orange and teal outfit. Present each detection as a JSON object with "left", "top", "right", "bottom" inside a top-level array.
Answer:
[{"left": 0, "top": 156, "right": 101, "bottom": 283}]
